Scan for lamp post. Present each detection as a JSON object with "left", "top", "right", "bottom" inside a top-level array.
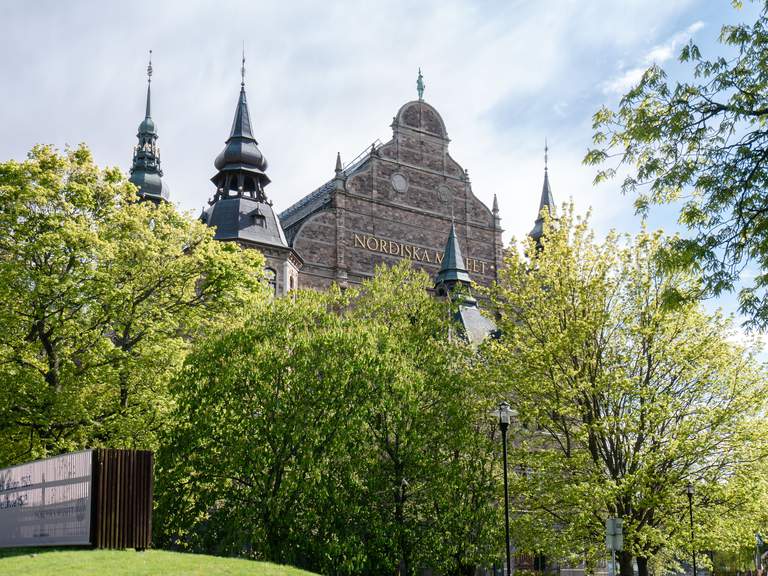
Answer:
[
  {"left": 686, "top": 482, "right": 697, "bottom": 576},
  {"left": 499, "top": 401, "right": 512, "bottom": 576}
]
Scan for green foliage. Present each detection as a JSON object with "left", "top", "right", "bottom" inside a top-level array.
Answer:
[
  {"left": 485, "top": 206, "right": 768, "bottom": 576},
  {"left": 0, "top": 548, "right": 318, "bottom": 576},
  {"left": 155, "top": 263, "right": 501, "bottom": 576},
  {"left": 0, "top": 145, "right": 266, "bottom": 464},
  {"left": 586, "top": 3, "right": 768, "bottom": 328}
]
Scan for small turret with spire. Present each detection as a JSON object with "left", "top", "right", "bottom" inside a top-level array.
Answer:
[
  {"left": 202, "top": 48, "right": 302, "bottom": 298},
  {"left": 529, "top": 139, "right": 556, "bottom": 244},
  {"left": 435, "top": 218, "right": 497, "bottom": 343},
  {"left": 210, "top": 47, "right": 270, "bottom": 202},
  {"left": 434, "top": 216, "right": 472, "bottom": 297},
  {"left": 129, "top": 50, "right": 170, "bottom": 203}
]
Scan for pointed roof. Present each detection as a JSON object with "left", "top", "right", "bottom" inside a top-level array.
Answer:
[
  {"left": 435, "top": 220, "right": 472, "bottom": 288},
  {"left": 129, "top": 51, "right": 169, "bottom": 203},
  {"left": 227, "top": 85, "right": 256, "bottom": 141},
  {"left": 214, "top": 84, "right": 266, "bottom": 173},
  {"left": 530, "top": 143, "right": 556, "bottom": 242}
]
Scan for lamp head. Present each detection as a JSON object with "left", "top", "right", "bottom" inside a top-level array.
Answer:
[{"left": 498, "top": 401, "right": 512, "bottom": 426}]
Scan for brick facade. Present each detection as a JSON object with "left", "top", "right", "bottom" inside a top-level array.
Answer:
[{"left": 280, "top": 99, "right": 503, "bottom": 291}]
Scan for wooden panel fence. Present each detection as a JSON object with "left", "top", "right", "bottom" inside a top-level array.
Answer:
[{"left": 90, "top": 449, "right": 153, "bottom": 549}]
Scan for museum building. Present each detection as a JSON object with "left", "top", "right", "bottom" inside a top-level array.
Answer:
[{"left": 128, "top": 59, "right": 555, "bottom": 298}]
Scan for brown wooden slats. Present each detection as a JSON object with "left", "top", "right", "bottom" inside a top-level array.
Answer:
[{"left": 89, "top": 449, "right": 153, "bottom": 550}]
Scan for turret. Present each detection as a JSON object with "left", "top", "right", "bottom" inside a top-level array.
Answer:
[
  {"left": 129, "top": 51, "right": 170, "bottom": 203},
  {"left": 529, "top": 140, "right": 555, "bottom": 244}
]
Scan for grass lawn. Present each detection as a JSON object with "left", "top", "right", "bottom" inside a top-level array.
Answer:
[{"left": 0, "top": 548, "right": 319, "bottom": 576}]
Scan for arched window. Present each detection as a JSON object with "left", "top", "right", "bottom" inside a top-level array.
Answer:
[{"left": 265, "top": 267, "right": 277, "bottom": 295}]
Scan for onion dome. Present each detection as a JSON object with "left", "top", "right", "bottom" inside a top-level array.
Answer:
[
  {"left": 210, "top": 54, "right": 270, "bottom": 202},
  {"left": 214, "top": 86, "right": 267, "bottom": 172}
]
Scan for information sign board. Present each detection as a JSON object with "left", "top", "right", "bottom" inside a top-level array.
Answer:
[{"left": 0, "top": 450, "right": 92, "bottom": 548}]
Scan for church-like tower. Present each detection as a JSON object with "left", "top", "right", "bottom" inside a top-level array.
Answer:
[
  {"left": 129, "top": 51, "right": 170, "bottom": 203},
  {"left": 529, "top": 142, "right": 556, "bottom": 245},
  {"left": 434, "top": 221, "right": 496, "bottom": 344},
  {"left": 202, "top": 55, "right": 301, "bottom": 295}
]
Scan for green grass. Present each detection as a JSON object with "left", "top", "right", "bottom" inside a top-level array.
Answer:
[{"left": 0, "top": 548, "right": 319, "bottom": 576}]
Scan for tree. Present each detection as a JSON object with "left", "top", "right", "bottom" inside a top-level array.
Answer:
[
  {"left": 485, "top": 206, "right": 768, "bottom": 576},
  {"left": 155, "top": 263, "right": 502, "bottom": 576},
  {"left": 0, "top": 145, "right": 265, "bottom": 464},
  {"left": 585, "top": 2, "right": 768, "bottom": 329}
]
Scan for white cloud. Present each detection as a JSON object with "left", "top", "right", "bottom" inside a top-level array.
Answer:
[
  {"left": 602, "top": 20, "right": 705, "bottom": 95},
  {"left": 0, "top": 0, "right": 704, "bottom": 247}
]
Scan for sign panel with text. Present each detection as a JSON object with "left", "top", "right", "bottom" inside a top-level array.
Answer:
[{"left": 0, "top": 450, "right": 92, "bottom": 548}]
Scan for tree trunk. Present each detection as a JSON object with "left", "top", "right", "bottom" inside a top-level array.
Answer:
[
  {"left": 636, "top": 556, "right": 648, "bottom": 576},
  {"left": 620, "top": 550, "right": 634, "bottom": 576}
]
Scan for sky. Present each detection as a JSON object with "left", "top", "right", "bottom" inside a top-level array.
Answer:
[{"left": 0, "top": 0, "right": 763, "bottom": 336}]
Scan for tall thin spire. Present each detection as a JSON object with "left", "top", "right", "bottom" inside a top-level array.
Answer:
[
  {"left": 241, "top": 42, "right": 246, "bottom": 87},
  {"left": 145, "top": 50, "right": 152, "bottom": 118},
  {"left": 210, "top": 51, "right": 270, "bottom": 201},
  {"left": 129, "top": 50, "right": 169, "bottom": 203},
  {"left": 530, "top": 140, "right": 555, "bottom": 243}
]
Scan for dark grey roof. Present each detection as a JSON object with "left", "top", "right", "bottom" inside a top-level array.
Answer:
[
  {"left": 129, "top": 73, "right": 169, "bottom": 203},
  {"left": 457, "top": 304, "right": 497, "bottom": 345},
  {"left": 129, "top": 170, "right": 169, "bottom": 202},
  {"left": 279, "top": 180, "right": 335, "bottom": 233},
  {"left": 279, "top": 151, "right": 373, "bottom": 236},
  {"left": 435, "top": 220, "right": 471, "bottom": 287},
  {"left": 203, "top": 196, "right": 288, "bottom": 248},
  {"left": 530, "top": 169, "right": 555, "bottom": 242},
  {"left": 214, "top": 86, "right": 267, "bottom": 174}
]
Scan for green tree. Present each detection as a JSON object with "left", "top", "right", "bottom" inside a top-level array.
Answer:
[
  {"left": 586, "top": 2, "right": 768, "bottom": 329},
  {"left": 155, "top": 263, "right": 501, "bottom": 576},
  {"left": 485, "top": 206, "right": 768, "bottom": 576},
  {"left": 0, "top": 145, "right": 265, "bottom": 464}
]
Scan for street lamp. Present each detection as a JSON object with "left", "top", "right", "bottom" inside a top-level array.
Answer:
[
  {"left": 686, "top": 482, "right": 697, "bottom": 576},
  {"left": 499, "top": 401, "right": 512, "bottom": 576}
]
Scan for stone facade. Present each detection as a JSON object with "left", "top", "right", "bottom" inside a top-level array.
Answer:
[{"left": 280, "top": 99, "right": 503, "bottom": 290}]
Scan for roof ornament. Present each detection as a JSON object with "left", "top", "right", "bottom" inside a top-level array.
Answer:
[
  {"left": 544, "top": 137, "right": 548, "bottom": 172},
  {"left": 417, "top": 68, "right": 425, "bottom": 101},
  {"left": 241, "top": 42, "right": 246, "bottom": 87},
  {"left": 145, "top": 50, "right": 153, "bottom": 118}
]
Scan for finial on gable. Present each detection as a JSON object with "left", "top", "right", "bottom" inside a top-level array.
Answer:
[{"left": 417, "top": 68, "right": 425, "bottom": 101}]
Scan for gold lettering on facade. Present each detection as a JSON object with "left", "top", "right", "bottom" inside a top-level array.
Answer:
[{"left": 351, "top": 233, "right": 490, "bottom": 273}]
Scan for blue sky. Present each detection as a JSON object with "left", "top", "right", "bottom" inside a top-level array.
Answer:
[{"left": 0, "top": 0, "right": 762, "bottom": 335}]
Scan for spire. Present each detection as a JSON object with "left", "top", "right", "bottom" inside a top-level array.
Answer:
[
  {"left": 530, "top": 139, "right": 556, "bottom": 243},
  {"left": 435, "top": 218, "right": 472, "bottom": 293},
  {"left": 241, "top": 42, "right": 246, "bottom": 87},
  {"left": 492, "top": 193, "right": 499, "bottom": 214},
  {"left": 129, "top": 50, "right": 169, "bottom": 203},
  {"left": 417, "top": 68, "right": 425, "bottom": 101},
  {"left": 211, "top": 51, "right": 270, "bottom": 202},
  {"left": 335, "top": 152, "right": 343, "bottom": 175}
]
